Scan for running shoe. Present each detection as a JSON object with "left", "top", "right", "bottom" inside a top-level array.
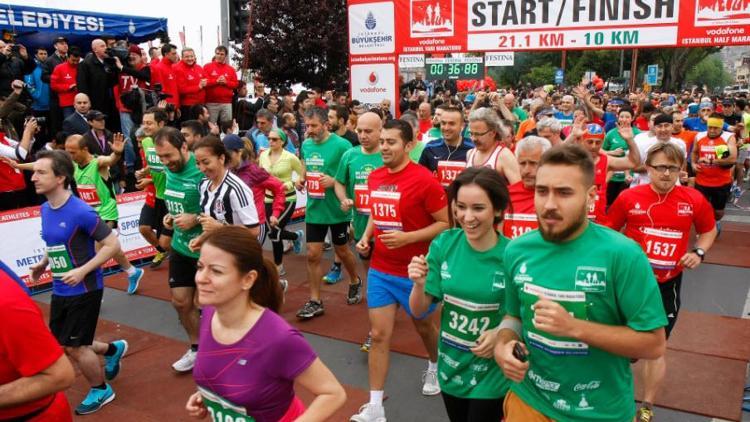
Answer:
[
  {"left": 104, "top": 340, "right": 128, "bottom": 381},
  {"left": 350, "top": 403, "right": 386, "bottom": 422},
  {"left": 172, "top": 348, "right": 197, "bottom": 373},
  {"left": 293, "top": 229, "right": 305, "bottom": 254},
  {"left": 360, "top": 334, "right": 372, "bottom": 352},
  {"left": 126, "top": 267, "right": 144, "bottom": 295},
  {"left": 283, "top": 240, "right": 293, "bottom": 254},
  {"left": 421, "top": 369, "right": 441, "bottom": 396},
  {"left": 347, "top": 279, "right": 363, "bottom": 305},
  {"left": 75, "top": 384, "right": 115, "bottom": 415},
  {"left": 636, "top": 405, "right": 654, "bottom": 422},
  {"left": 296, "top": 300, "right": 324, "bottom": 320},
  {"left": 150, "top": 251, "right": 168, "bottom": 268},
  {"left": 323, "top": 264, "right": 343, "bottom": 284},
  {"left": 280, "top": 278, "right": 289, "bottom": 293},
  {"left": 277, "top": 264, "right": 287, "bottom": 277}
]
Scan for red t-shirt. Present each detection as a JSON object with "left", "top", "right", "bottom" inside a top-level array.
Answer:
[
  {"left": 606, "top": 184, "right": 715, "bottom": 282},
  {"left": 694, "top": 132, "right": 734, "bottom": 187},
  {"left": 588, "top": 152, "right": 608, "bottom": 225},
  {"left": 418, "top": 119, "right": 432, "bottom": 140},
  {"left": 0, "top": 272, "right": 67, "bottom": 420},
  {"left": 368, "top": 162, "right": 447, "bottom": 277},
  {"left": 503, "top": 181, "right": 538, "bottom": 239},
  {"left": 634, "top": 115, "right": 650, "bottom": 131}
]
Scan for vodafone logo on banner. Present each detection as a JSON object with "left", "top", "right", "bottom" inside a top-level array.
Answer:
[
  {"left": 349, "top": 2, "right": 395, "bottom": 54},
  {"left": 351, "top": 63, "right": 395, "bottom": 116}
]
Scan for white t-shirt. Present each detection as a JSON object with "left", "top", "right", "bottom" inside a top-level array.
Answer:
[
  {"left": 198, "top": 171, "right": 259, "bottom": 227},
  {"left": 630, "top": 136, "right": 687, "bottom": 187}
]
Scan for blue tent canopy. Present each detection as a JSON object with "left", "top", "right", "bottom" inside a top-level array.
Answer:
[{"left": 0, "top": 4, "right": 167, "bottom": 49}]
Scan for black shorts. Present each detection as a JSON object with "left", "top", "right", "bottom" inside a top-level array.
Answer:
[
  {"left": 139, "top": 198, "right": 171, "bottom": 237},
  {"left": 306, "top": 222, "right": 349, "bottom": 246},
  {"left": 168, "top": 251, "right": 198, "bottom": 288},
  {"left": 695, "top": 183, "right": 731, "bottom": 211},
  {"left": 659, "top": 273, "right": 683, "bottom": 338},
  {"left": 49, "top": 289, "right": 104, "bottom": 347}
]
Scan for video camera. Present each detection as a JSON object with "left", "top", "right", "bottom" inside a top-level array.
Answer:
[{"left": 104, "top": 46, "right": 130, "bottom": 66}]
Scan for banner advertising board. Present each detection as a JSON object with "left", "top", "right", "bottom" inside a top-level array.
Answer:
[{"left": 485, "top": 52, "right": 514, "bottom": 67}]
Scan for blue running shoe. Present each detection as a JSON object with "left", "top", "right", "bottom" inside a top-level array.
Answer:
[
  {"left": 104, "top": 340, "right": 128, "bottom": 381},
  {"left": 293, "top": 230, "right": 304, "bottom": 254},
  {"left": 75, "top": 384, "right": 115, "bottom": 415},
  {"left": 127, "top": 267, "right": 144, "bottom": 295},
  {"left": 323, "top": 264, "right": 342, "bottom": 285}
]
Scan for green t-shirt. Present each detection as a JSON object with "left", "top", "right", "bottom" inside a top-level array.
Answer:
[
  {"left": 512, "top": 106, "right": 528, "bottom": 132},
  {"left": 301, "top": 133, "right": 352, "bottom": 225},
  {"left": 141, "top": 136, "right": 167, "bottom": 199},
  {"left": 425, "top": 229, "right": 511, "bottom": 399},
  {"left": 164, "top": 154, "right": 204, "bottom": 258},
  {"left": 73, "top": 159, "right": 118, "bottom": 221},
  {"left": 503, "top": 223, "right": 667, "bottom": 422},
  {"left": 602, "top": 127, "right": 641, "bottom": 182},
  {"left": 334, "top": 147, "right": 382, "bottom": 240},
  {"left": 409, "top": 140, "right": 426, "bottom": 163}
]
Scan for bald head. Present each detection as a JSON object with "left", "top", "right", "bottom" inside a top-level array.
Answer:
[
  {"left": 417, "top": 102, "right": 432, "bottom": 120},
  {"left": 91, "top": 39, "right": 106, "bottom": 58},
  {"left": 356, "top": 112, "right": 383, "bottom": 151},
  {"left": 73, "top": 93, "right": 91, "bottom": 114}
]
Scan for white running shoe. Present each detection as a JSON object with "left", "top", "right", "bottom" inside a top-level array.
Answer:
[
  {"left": 350, "top": 403, "right": 386, "bottom": 422},
  {"left": 421, "top": 369, "right": 441, "bottom": 396},
  {"left": 172, "top": 348, "right": 197, "bottom": 373}
]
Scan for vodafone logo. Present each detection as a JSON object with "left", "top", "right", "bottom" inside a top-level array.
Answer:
[{"left": 368, "top": 72, "right": 378, "bottom": 85}]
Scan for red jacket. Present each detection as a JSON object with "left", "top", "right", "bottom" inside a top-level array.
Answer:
[
  {"left": 151, "top": 60, "right": 179, "bottom": 107},
  {"left": 233, "top": 161, "right": 285, "bottom": 224},
  {"left": 174, "top": 61, "right": 205, "bottom": 106},
  {"left": 114, "top": 64, "right": 149, "bottom": 112},
  {"left": 203, "top": 61, "right": 239, "bottom": 104},
  {"left": 50, "top": 62, "right": 78, "bottom": 107},
  {"left": 0, "top": 133, "right": 25, "bottom": 193}
]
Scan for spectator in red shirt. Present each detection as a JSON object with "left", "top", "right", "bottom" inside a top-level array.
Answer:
[
  {"left": 0, "top": 260, "right": 75, "bottom": 421},
  {"left": 150, "top": 43, "right": 180, "bottom": 111},
  {"left": 50, "top": 47, "right": 81, "bottom": 119},
  {"left": 113, "top": 45, "right": 150, "bottom": 140},
  {"left": 174, "top": 48, "right": 205, "bottom": 120},
  {"left": 633, "top": 101, "right": 656, "bottom": 131},
  {"left": 203, "top": 45, "right": 238, "bottom": 124},
  {"left": 148, "top": 46, "right": 160, "bottom": 66}
]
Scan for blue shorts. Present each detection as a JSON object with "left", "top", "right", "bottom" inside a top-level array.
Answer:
[{"left": 367, "top": 268, "right": 437, "bottom": 319}]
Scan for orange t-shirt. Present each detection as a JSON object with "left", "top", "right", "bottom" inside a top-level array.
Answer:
[
  {"left": 674, "top": 130, "right": 697, "bottom": 155},
  {"left": 516, "top": 119, "right": 536, "bottom": 140},
  {"left": 695, "top": 132, "right": 733, "bottom": 187}
]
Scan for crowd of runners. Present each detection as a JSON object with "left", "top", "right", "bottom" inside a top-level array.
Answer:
[{"left": 1, "top": 37, "right": 749, "bottom": 422}]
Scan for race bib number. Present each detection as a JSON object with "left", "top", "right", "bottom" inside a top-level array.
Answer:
[
  {"left": 198, "top": 387, "right": 255, "bottom": 422},
  {"left": 306, "top": 172, "right": 325, "bottom": 199},
  {"left": 642, "top": 227, "right": 682, "bottom": 270},
  {"left": 441, "top": 294, "right": 500, "bottom": 352},
  {"left": 503, "top": 213, "right": 538, "bottom": 239},
  {"left": 164, "top": 189, "right": 186, "bottom": 215},
  {"left": 371, "top": 190, "right": 402, "bottom": 231},
  {"left": 47, "top": 245, "right": 74, "bottom": 277},
  {"left": 145, "top": 147, "right": 164, "bottom": 172},
  {"left": 437, "top": 161, "right": 466, "bottom": 187},
  {"left": 354, "top": 184, "right": 371, "bottom": 214},
  {"left": 77, "top": 184, "right": 101, "bottom": 206},
  {"left": 520, "top": 284, "right": 589, "bottom": 356}
]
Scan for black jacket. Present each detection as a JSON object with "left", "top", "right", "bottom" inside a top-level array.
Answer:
[
  {"left": 0, "top": 53, "right": 35, "bottom": 97},
  {"left": 62, "top": 112, "right": 89, "bottom": 137},
  {"left": 76, "top": 53, "right": 118, "bottom": 116},
  {"left": 41, "top": 53, "right": 66, "bottom": 84},
  {"left": 82, "top": 129, "right": 113, "bottom": 156}
]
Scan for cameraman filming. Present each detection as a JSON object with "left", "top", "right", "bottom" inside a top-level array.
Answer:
[
  {"left": 77, "top": 39, "right": 119, "bottom": 133},
  {"left": 0, "top": 41, "right": 35, "bottom": 97}
]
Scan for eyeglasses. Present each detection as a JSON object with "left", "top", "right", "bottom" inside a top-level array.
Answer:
[
  {"left": 649, "top": 164, "right": 680, "bottom": 174},
  {"left": 469, "top": 130, "right": 492, "bottom": 138}
]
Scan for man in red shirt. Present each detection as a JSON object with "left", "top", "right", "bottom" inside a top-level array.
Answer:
[
  {"left": 0, "top": 261, "right": 75, "bottom": 421},
  {"left": 49, "top": 47, "right": 81, "bottom": 118},
  {"left": 173, "top": 48, "right": 205, "bottom": 121},
  {"left": 503, "top": 136, "right": 551, "bottom": 239},
  {"left": 203, "top": 45, "right": 238, "bottom": 124},
  {"left": 417, "top": 101, "right": 432, "bottom": 139},
  {"left": 607, "top": 142, "right": 717, "bottom": 422},
  {"left": 150, "top": 44, "right": 180, "bottom": 112},
  {"left": 692, "top": 113, "right": 738, "bottom": 224},
  {"left": 351, "top": 120, "right": 449, "bottom": 421}
]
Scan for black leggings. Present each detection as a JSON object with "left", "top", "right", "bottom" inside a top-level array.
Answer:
[
  {"left": 265, "top": 201, "right": 300, "bottom": 265},
  {"left": 441, "top": 392, "right": 504, "bottom": 422}
]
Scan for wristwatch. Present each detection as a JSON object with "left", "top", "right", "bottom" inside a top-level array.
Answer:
[{"left": 692, "top": 247, "right": 705, "bottom": 261}]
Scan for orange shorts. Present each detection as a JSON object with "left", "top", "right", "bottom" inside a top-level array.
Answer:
[{"left": 503, "top": 390, "right": 556, "bottom": 422}]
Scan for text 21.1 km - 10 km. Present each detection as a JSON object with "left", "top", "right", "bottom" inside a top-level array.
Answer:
[{"left": 496, "top": 30, "right": 639, "bottom": 49}]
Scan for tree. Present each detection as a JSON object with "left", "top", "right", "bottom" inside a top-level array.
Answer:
[
  {"left": 520, "top": 63, "right": 557, "bottom": 87},
  {"left": 686, "top": 54, "right": 733, "bottom": 91},
  {"left": 638, "top": 47, "right": 721, "bottom": 91},
  {"left": 247, "top": 0, "right": 348, "bottom": 89}
]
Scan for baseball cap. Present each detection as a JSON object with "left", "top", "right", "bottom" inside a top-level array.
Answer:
[
  {"left": 583, "top": 123, "right": 605, "bottom": 140},
  {"left": 699, "top": 101, "right": 714, "bottom": 110},
  {"left": 85, "top": 110, "right": 106, "bottom": 121},
  {"left": 128, "top": 45, "right": 142, "bottom": 56},
  {"left": 653, "top": 113, "right": 674, "bottom": 126},
  {"left": 535, "top": 107, "right": 555, "bottom": 120},
  {"left": 721, "top": 98, "right": 734, "bottom": 106},
  {"left": 53, "top": 36, "right": 68, "bottom": 45},
  {"left": 687, "top": 103, "right": 699, "bottom": 114},
  {"left": 608, "top": 98, "right": 625, "bottom": 106},
  {"left": 223, "top": 134, "right": 244, "bottom": 151}
]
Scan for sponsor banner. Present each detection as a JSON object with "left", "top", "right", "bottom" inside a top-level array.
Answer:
[
  {"left": 349, "top": 1, "right": 396, "bottom": 54},
  {"left": 485, "top": 52, "right": 514, "bottom": 67},
  {"left": 399, "top": 53, "right": 425, "bottom": 68},
  {"left": 350, "top": 61, "right": 397, "bottom": 117}
]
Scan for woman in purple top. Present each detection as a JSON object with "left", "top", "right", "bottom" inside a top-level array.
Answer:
[{"left": 185, "top": 226, "right": 346, "bottom": 421}]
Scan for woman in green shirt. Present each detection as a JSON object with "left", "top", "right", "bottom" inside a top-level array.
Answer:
[{"left": 409, "top": 166, "right": 511, "bottom": 422}]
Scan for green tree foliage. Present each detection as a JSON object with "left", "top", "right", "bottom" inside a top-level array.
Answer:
[
  {"left": 686, "top": 54, "right": 733, "bottom": 91},
  {"left": 247, "top": 0, "right": 348, "bottom": 88}
]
